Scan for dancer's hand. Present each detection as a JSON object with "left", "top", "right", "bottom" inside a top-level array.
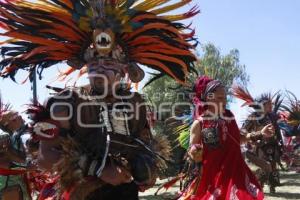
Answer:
[
  {"left": 261, "top": 124, "right": 275, "bottom": 138},
  {"left": 100, "top": 165, "right": 133, "bottom": 186},
  {"left": 189, "top": 144, "right": 203, "bottom": 162}
]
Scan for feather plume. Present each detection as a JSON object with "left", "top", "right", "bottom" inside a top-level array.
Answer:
[{"left": 231, "top": 85, "right": 254, "bottom": 107}]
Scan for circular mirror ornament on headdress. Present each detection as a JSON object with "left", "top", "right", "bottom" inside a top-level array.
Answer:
[{"left": 93, "top": 28, "right": 116, "bottom": 56}]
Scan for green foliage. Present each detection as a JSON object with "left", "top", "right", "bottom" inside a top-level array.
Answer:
[
  {"left": 143, "top": 43, "right": 249, "bottom": 117},
  {"left": 194, "top": 43, "right": 249, "bottom": 92}
]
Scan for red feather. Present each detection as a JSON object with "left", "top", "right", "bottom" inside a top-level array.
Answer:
[
  {"left": 231, "top": 85, "right": 254, "bottom": 107},
  {"left": 155, "top": 174, "right": 185, "bottom": 195},
  {"left": 184, "top": 5, "right": 201, "bottom": 18},
  {"left": 181, "top": 29, "right": 196, "bottom": 40}
]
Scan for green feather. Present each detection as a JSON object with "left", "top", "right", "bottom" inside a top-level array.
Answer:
[{"left": 178, "top": 129, "right": 190, "bottom": 150}]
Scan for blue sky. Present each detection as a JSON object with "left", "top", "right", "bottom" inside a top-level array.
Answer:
[
  {"left": 197, "top": 0, "right": 300, "bottom": 96},
  {"left": 195, "top": 0, "right": 300, "bottom": 123},
  {"left": 0, "top": 0, "right": 299, "bottom": 124}
]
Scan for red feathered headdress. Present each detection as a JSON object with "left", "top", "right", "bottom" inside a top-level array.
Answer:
[{"left": 193, "top": 75, "right": 222, "bottom": 118}]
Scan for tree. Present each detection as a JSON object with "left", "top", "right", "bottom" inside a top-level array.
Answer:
[
  {"left": 143, "top": 43, "right": 249, "bottom": 121},
  {"left": 194, "top": 43, "right": 249, "bottom": 92}
]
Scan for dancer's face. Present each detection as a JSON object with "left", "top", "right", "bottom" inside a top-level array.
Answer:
[
  {"left": 263, "top": 101, "right": 272, "bottom": 114},
  {"left": 88, "top": 61, "right": 125, "bottom": 95},
  {"left": 206, "top": 86, "right": 227, "bottom": 114}
]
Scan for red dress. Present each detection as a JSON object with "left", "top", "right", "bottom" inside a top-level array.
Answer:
[{"left": 180, "top": 110, "right": 264, "bottom": 200}]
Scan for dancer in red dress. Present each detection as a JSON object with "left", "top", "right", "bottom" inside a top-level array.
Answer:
[{"left": 179, "top": 76, "right": 268, "bottom": 200}]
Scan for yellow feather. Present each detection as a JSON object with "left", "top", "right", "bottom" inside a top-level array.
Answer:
[
  {"left": 134, "top": 0, "right": 171, "bottom": 11},
  {"left": 87, "top": 9, "right": 93, "bottom": 17},
  {"left": 118, "top": 0, "right": 128, "bottom": 8},
  {"left": 79, "top": 18, "right": 91, "bottom": 31},
  {"left": 0, "top": 39, "right": 19, "bottom": 45},
  {"left": 289, "top": 120, "right": 299, "bottom": 126},
  {"left": 121, "top": 17, "right": 130, "bottom": 26},
  {"left": 18, "top": 1, "right": 69, "bottom": 14},
  {"left": 151, "top": 0, "right": 191, "bottom": 15}
]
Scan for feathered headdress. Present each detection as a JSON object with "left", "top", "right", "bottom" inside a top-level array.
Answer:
[
  {"left": 231, "top": 85, "right": 283, "bottom": 112},
  {"left": 0, "top": 0, "right": 199, "bottom": 84},
  {"left": 282, "top": 91, "right": 300, "bottom": 126},
  {"left": 231, "top": 85, "right": 254, "bottom": 107}
]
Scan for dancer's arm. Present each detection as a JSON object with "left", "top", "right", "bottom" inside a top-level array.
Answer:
[
  {"left": 240, "top": 124, "right": 275, "bottom": 144},
  {"left": 188, "top": 120, "right": 202, "bottom": 162}
]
